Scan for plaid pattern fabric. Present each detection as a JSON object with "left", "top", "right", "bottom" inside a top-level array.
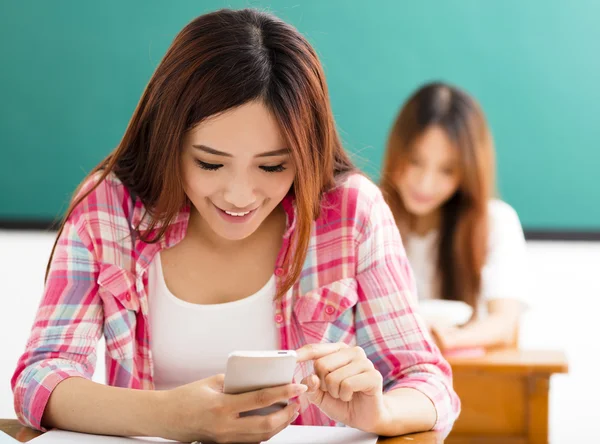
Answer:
[{"left": 12, "top": 172, "right": 460, "bottom": 431}]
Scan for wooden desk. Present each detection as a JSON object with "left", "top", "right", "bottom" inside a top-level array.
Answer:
[
  {"left": 446, "top": 349, "right": 568, "bottom": 444},
  {"left": 0, "top": 419, "right": 444, "bottom": 443}
]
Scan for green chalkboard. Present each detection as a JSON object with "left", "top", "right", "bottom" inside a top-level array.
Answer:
[{"left": 1, "top": 0, "right": 599, "bottom": 229}]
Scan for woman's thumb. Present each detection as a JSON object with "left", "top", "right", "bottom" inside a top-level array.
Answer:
[{"left": 301, "top": 374, "right": 324, "bottom": 406}]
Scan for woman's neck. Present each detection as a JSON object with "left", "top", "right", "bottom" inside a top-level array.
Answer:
[{"left": 411, "top": 210, "right": 441, "bottom": 236}]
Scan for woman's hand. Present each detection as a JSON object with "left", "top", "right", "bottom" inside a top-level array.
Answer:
[
  {"left": 296, "top": 343, "right": 389, "bottom": 433},
  {"left": 429, "top": 325, "right": 460, "bottom": 352},
  {"left": 161, "top": 374, "right": 306, "bottom": 443}
]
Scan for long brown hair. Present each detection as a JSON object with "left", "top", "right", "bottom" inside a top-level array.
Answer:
[
  {"left": 46, "top": 8, "right": 354, "bottom": 298},
  {"left": 380, "top": 82, "right": 495, "bottom": 311}
]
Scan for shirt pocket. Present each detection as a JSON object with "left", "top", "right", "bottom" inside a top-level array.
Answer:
[
  {"left": 98, "top": 264, "right": 140, "bottom": 312},
  {"left": 293, "top": 278, "right": 359, "bottom": 344},
  {"left": 97, "top": 263, "right": 139, "bottom": 359}
]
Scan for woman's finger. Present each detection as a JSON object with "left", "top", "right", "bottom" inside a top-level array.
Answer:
[
  {"left": 234, "top": 402, "right": 299, "bottom": 442},
  {"left": 295, "top": 342, "right": 349, "bottom": 363},
  {"left": 338, "top": 369, "right": 383, "bottom": 402},
  {"left": 313, "top": 346, "right": 367, "bottom": 391},
  {"left": 227, "top": 383, "right": 307, "bottom": 414},
  {"left": 324, "top": 360, "right": 374, "bottom": 399},
  {"left": 301, "top": 374, "right": 325, "bottom": 407}
]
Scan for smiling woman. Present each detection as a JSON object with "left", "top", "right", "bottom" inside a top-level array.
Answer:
[
  {"left": 11, "top": 9, "right": 459, "bottom": 444},
  {"left": 181, "top": 101, "right": 296, "bottom": 243}
]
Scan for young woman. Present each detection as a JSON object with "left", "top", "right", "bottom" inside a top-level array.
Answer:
[
  {"left": 12, "top": 10, "right": 459, "bottom": 443},
  {"left": 381, "top": 82, "right": 527, "bottom": 353}
]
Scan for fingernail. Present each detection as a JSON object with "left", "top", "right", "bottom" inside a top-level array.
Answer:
[{"left": 294, "top": 384, "right": 308, "bottom": 394}]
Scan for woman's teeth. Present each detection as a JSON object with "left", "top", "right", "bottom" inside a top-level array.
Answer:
[{"left": 224, "top": 210, "right": 251, "bottom": 217}]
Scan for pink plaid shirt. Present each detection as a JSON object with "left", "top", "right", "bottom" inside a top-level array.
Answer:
[{"left": 12, "top": 172, "right": 460, "bottom": 432}]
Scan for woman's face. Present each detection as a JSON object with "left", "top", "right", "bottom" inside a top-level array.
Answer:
[
  {"left": 181, "top": 101, "right": 296, "bottom": 241},
  {"left": 394, "top": 126, "right": 461, "bottom": 217}
]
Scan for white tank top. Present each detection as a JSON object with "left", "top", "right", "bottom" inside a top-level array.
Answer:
[{"left": 148, "top": 253, "right": 279, "bottom": 390}]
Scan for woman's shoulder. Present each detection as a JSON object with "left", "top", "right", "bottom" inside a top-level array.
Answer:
[
  {"left": 328, "top": 172, "right": 383, "bottom": 204},
  {"left": 69, "top": 170, "right": 137, "bottom": 232},
  {"left": 320, "top": 173, "right": 385, "bottom": 220},
  {"left": 487, "top": 199, "right": 523, "bottom": 230},
  {"left": 486, "top": 199, "right": 526, "bottom": 245}
]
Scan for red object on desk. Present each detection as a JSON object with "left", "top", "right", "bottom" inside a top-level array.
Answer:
[{"left": 444, "top": 347, "right": 486, "bottom": 359}]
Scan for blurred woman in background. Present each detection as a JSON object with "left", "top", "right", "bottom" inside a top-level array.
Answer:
[{"left": 381, "top": 82, "right": 527, "bottom": 353}]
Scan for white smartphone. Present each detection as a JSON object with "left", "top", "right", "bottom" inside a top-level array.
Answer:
[{"left": 223, "top": 350, "right": 297, "bottom": 416}]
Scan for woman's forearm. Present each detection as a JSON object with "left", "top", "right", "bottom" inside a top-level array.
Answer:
[
  {"left": 42, "top": 377, "right": 168, "bottom": 437},
  {"left": 375, "top": 388, "right": 437, "bottom": 436},
  {"left": 450, "top": 312, "right": 519, "bottom": 349}
]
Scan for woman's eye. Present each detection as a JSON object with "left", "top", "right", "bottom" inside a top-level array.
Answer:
[
  {"left": 260, "top": 164, "right": 286, "bottom": 173},
  {"left": 194, "top": 159, "right": 223, "bottom": 171}
]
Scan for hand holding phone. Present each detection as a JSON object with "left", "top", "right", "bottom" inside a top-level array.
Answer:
[
  {"left": 163, "top": 369, "right": 306, "bottom": 443},
  {"left": 223, "top": 350, "right": 300, "bottom": 416}
]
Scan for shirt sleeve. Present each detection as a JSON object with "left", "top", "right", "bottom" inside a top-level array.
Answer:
[
  {"left": 11, "top": 213, "right": 103, "bottom": 431},
  {"left": 353, "top": 186, "right": 460, "bottom": 431},
  {"left": 480, "top": 201, "right": 529, "bottom": 307}
]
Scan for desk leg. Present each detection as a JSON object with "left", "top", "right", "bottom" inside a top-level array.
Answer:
[{"left": 527, "top": 376, "right": 550, "bottom": 444}]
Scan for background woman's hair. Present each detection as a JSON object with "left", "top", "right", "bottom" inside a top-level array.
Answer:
[
  {"left": 380, "top": 82, "right": 495, "bottom": 310},
  {"left": 46, "top": 8, "right": 355, "bottom": 298}
]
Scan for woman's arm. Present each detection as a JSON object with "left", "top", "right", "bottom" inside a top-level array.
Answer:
[
  {"left": 433, "top": 202, "right": 528, "bottom": 351},
  {"left": 377, "top": 388, "right": 437, "bottom": 436},
  {"left": 11, "top": 213, "right": 105, "bottom": 431},
  {"left": 42, "top": 374, "right": 303, "bottom": 442},
  {"left": 42, "top": 378, "right": 166, "bottom": 437},
  {"left": 352, "top": 178, "right": 460, "bottom": 433},
  {"left": 432, "top": 298, "right": 522, "bottom": 351}
]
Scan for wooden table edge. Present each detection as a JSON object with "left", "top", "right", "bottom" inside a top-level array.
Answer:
[{"left": 448, "top": 349, "right": 569, "bottom": 374}]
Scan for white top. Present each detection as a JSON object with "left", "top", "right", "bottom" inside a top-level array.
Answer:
[
  {"left": 148, "top": 253, "right": 279, "bottom": 390},
  {"left": 405, "top": 200, "right": 528, "bottom": 318}
]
